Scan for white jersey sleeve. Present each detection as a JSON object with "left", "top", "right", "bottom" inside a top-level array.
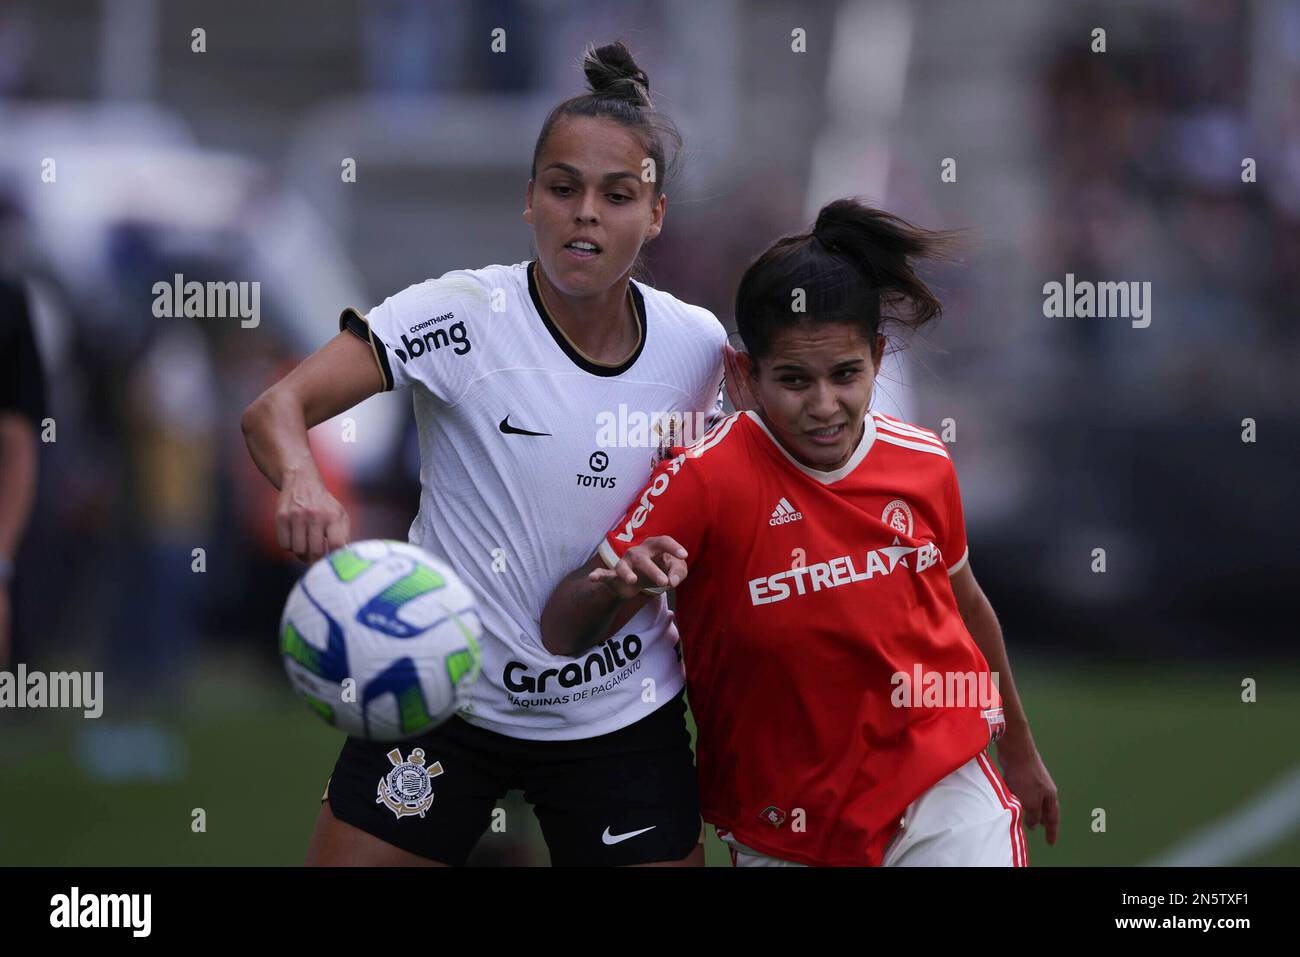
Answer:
[{"left": 339, "top": 270, "right": 489, "bottom": 403}]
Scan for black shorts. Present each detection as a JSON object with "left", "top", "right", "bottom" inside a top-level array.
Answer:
[{"left": 322, "top": 690, "right": 701, "bottom": 866}]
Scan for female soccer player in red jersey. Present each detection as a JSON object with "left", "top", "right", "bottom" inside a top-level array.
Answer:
[{"left": 543, "top": 199, "right": 1059, "bottom": 866}]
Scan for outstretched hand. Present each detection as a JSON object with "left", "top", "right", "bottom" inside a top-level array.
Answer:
[{"left": 589, "top": 536, "right": 689, "bottom": 599}]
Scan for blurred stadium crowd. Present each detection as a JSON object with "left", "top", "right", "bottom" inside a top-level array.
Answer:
[{"left": 1, "top": 0, "right": 1296, "bottom": 737}]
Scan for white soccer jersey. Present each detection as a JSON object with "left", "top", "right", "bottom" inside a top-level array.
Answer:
[{"left": 341, "top": 261, "right": 725, "bottom": 740}]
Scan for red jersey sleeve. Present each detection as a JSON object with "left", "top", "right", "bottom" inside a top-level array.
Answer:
[
  {"left": 943, "top": 457, "right": 970, "bottom": 576},
  {"left": 598, "top": 447, "right": 715, "bottom": 595}
]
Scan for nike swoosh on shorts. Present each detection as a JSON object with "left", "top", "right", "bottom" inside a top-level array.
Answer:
[{"left": 602, "top": 825, "right": 657, "bottom": 845}]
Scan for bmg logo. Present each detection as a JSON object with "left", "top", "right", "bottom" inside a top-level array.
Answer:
[{"left": 396, "top": 320, "right": 472, "bottom": 359}]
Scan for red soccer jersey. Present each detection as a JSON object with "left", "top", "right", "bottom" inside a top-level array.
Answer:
[{"left": 599, "top": 410, "right": 1001, "bottom": 866}]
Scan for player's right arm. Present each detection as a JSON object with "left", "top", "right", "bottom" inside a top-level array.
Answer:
[{"left": 241, "top": 330, "right": 384, "bottom": 563}]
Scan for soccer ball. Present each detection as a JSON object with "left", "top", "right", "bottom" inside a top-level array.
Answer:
[{"left": 279, "top": 539, "right": 482, "bottom": 740}]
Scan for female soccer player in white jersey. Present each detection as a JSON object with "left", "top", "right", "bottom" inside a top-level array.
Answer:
[
  {"left": 242, "top": 43, "right": 726, "bottom": 866},
  {"left": 543, "top": 199, "right": 1059, "bottom": 866}
]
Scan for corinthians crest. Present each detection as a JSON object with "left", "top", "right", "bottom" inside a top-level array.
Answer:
[{"left": 376, "top": 747, "right": 443, "bottom": 819}]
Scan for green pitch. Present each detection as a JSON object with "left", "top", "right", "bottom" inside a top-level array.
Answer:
[{"left": 0, "top": 658, "right": 1296, "bottom": 866}]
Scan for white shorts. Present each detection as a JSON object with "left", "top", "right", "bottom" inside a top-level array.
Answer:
[{"left": 718, "top": 751, "right": 1027, "bottom": 867}]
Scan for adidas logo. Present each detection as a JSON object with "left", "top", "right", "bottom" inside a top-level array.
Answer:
[{"left": 769, "top": 497, "right": 803, "bottom": 526}]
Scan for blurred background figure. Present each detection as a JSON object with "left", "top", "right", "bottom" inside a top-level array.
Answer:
[
  {"left": 0, "top": 271, "right": 46, "bottom": 668},
  {"left": 0, "top": 0, "right": 1296, "bottom": 866}
]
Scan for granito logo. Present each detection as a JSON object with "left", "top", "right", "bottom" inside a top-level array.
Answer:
[
  {"left": 501, "top": 631, "right": 644, "bottom": 696},
  {"left": 395, "top": 320, "right": 472, "bottom": 360}
]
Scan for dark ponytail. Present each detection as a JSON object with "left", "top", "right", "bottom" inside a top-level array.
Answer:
[
  {"left": 735, "top": 198, "right": 959, "bottom": 361},
  {"left": 531, "top": 42, "right": 682, "bottom": 199}
]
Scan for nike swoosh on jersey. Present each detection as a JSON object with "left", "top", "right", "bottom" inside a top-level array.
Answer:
[
  {"left": 499, "top": 416, "right": 551, "bottom": 437},
  {"left": 601, "top": 825, "right": 657, "bottom": 845}
]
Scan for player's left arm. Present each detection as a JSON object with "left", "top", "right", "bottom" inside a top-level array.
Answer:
[{"left": 950, "top": 563, "right": 1059, "bottom": 846}]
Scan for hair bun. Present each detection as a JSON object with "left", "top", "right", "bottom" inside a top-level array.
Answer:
[
  {"left": 811, "top": 199, "right": 865, "bottom": 265},
  {"left": 582, "top": 41, "right": 652, "bottom": 108},
  {"left": 812, "top": 199, "right": 859, "bottom": 244}
]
